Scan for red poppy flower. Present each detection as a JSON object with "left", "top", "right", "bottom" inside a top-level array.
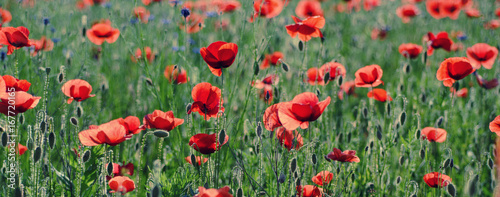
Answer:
[
  {"left": 121, "top": 116, "right": 143, "bottom": 135},
  {"left": 466, "top": 43, "right": 498, "bottom": 69},
  {"left": 285, "top": 16, "right": 325, "bottom": 42},
  {"left": 337, "top": 80, "right": 357, "bottom": 100},
  {"left": 142, "top": 0, "right": 162, "bottom": 6},
  {"left": 109, "top": 176, "right": 135, "bottom": 194},
  {"left": 31, "top": 36, "right": 54, "bottom": 56},
  {"left": 440, "top": 0, "right": 462, "bottom": 20},
  {"left": 200, "top": 41, "right": 238, "bottom": 77},
  {"left": 0, "top": 91, "right": 41, "bottom": 116},
  {"left": 61, "top": 79, "right": 95, "bottom": 104},
  {"left": 133, "top": 6, "right": 150, "bottom": 24},
  {"left": 185, "top": 156, "right": 209, "bottom": 166},
  {"left": 490, "top": 115, "right": 500, "bottom": 136},
  {"left": 252, "top": 0, "right": 284, "bottom": 19},
  {"left": 188, "top": 82, "right": 224, "bottom": 120},
  {"left": 451, "top": 87, "right": 468, "bottom": 98},
  {"left": 252, "top": 74, "right": 279, "bottom": 89},
  {"left": 78, "top": 120, "right": 130, "bottom": 146},
  {"left": 0, "top": 26, "right": 33, "bottom": 55},
  {"left": 436, "top": 57, "right": 475, "bottom": 87},
  {"left": 275, "top": 127, "right": 303, "bottom": 151},
  {"left": 396, "top": 4, "right": 420, "bottom": 23},
  {"left": 142, "top": 110, "right": 184, "bottom": 131},
  {"left": 496, "top": 7, "right": 500, "bottom": 18},
  {"left": 426, "top": 0, "right": 443, "bottom": 19},
  {"left": 474, "top": 72, "right": 499, "bottom": 89},
  {"left": 132, "top": 47, "right": 154, "bottom": 63},
  {"left": 312, "top": 171, "right": 333, "bottom": 186},
  {"left": 426, "top": 32, "right": 453, "bottom": 56},
  {"left": 399, "top": 43, "right": 423, "bottom": 59},
  {"left": 0, "top": 8, "right": 12, "bottom": 26},
  {"left": 1, "top": 75, "right": 31, "bottom": 93},
  {"left": 354, "top": 64, "right": 383, "bottom": 87},
  {"left": 263, "top": 103, "right": 283, "bottom": 131},
  {"left": 325, "top": 148, "right": 360, "bottom": 163},
  {"left": 194, "top": 186, "right": 232, "bottom": 197},
  {"left": 363, "top": 0, "right": 380, "bottom": 11},
  {"left": 164, "top": 65, "right": 189, "bottom": 84},
  {"left": 319, "top": 62, "right": 346, "bottom": 82},
  {"left": 306, "top": 67, "right": 325, "bottom": 85},
  {"left": 18, "top": 143, "right": 28, "bottom": 155},
  {"left": 371, "top": 27, "right": 388, "bottom": 40},
  {"left": 189, "top": 133, "right": 229, "bottom": 155},
  {"left": 77, "top": 0, "right": 106, "bottom": 9},
  {"left": 465, "top": 8, "right": 481, "bottom": 18},
  {"left": 260, "top": 51, "right": 284, "bottom": 70},
  {"left": 278, "top": 92, "right": 331, "bottom": 130},
  {"left": 485, "top": 19, "right": 500, "bottom": 29},
  {"left": 367, "top": 89, "right": 392, "bottom": 102},
  {"left": 86, "top": 20, "right": 120, "bottom": 45},
  {"left": 179, "top": 13, "right": 205, "bottom": 34},
  {"left": 259, "top": 86, "right": 274, "bottom": 104},
  {"left": 218, "top": 0, "right": 241, "bottom": 13},
  {"left": 296, "top": 0, "right": 324, "bottom": 18},
  {"left": 106, "top": 162, "right": 134, "bottom": 180},
  {"left": 421, "top": 127, "right": 447, "bottom": 142},
  {"left": 296, "top": 185, "right": 322, "bottom": 197},
  {"left": 423, "top": 172, "right": 452, "bottom": 188}
]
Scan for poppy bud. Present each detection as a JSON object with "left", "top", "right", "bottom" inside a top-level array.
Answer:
[
  {"left": 399, "top": 112, "right": 406, "bottom": 126},
  {"left": 1, "top": 132, "right": 7, "bottom": 147},
  {"left": 447, "top": 183, "right": 456, "bottom": 197},
  {"left": 253, "top": 62, "right": 259, "bottom": 75},
  {"left": 450, "top": 158, "right": 454, "bottom": 168},
  {"left": 467, "top": 174, "right": 478, "bottom": 196},
  {"left": 443, "top": 158, "right": 451, "bottom": 168},
  {"left": 376, "top": 130, "right": 382, "bottom": 140},
  {"left": 237, "top": 188, "right": 243, "bottom": 197},
  {"left": 280, "top": 60, "right": 289, "bottom": 72},
  {"left": 386, "top": 102, "right": 391, "bottom": 117},
  {"left": 312, "top": 154, "right": 317, "bottom": 165},
  {"left": 298, "top": 41, "right": 303, "bottom": 51},
  {"left": 278, "top": 173, "right": 286, "bottom": 183},
  {"left": 186, "top": 103, "right": 192, "bottom": 114},
  {"left": 219, "top": 129, "right": 226, "bottom": 145},
  {"left": 256, "top": 122, "right": 262, "bottom": 138},
  {"left": 295, "top": 177, "right": 301, "bottom": 186},
  {"left": 337, "top": 75, "right": 343, "bottom": 86},
  {"left": 415, "top": 129, "right": 421, "bottom": 140},
  {"left": 324, "top": 155, "right": 331, "bottom": 162},
  {"left": 70, "top": 117, "right": 78, "bottom": 126},
  {"left": 436, "top": 116, "right": 443, "bottom": 127},
  {"left": 153, "top": 130, "right": 169, "bottom": 138},
  {"left": 488, "top": 158, "right": 494, "bottom": 169},
  {"left": 290, "top": 158, "right": 297, "bottom": 172},
  {"left": 45, "top": 67, "right": 51, "bottom": 75},
  {"left": 33, "top": 147, "right": 42, "bottom": 163},
  {"left": 419, "top": 149, "right": 425, "bottom": 159},
  {"left": 422, "top": 50, "right": 427, "bottom": 64},
  {"left": 27, "top": 138, "right": 34, "bottom": 150},
  {"left": 404, "top": 64, "right": 410, "bottom": 74},
  {"left": 49, "top": 132, "right": 55, "bottom": 149},
  {"left": 145, "top": 78, "right": 153, "bottom": 86},
  {"left": 77, "top": 106, "right": 83, "bottom": 118},
  {"left": 82, "top": 27, "right": 86, "bottom": 37},
  {"left": 19, "top": 114, "right": 25, "bottom": 125},
  {"left": 316, "top": 89, "right": 321, "bottom": 97},
  {"left": 181, "top": 8, "right": 191, "bottom": 18},
  {"left": 190, "top": 154, "right": 197, "bottom": 167},
  {"left": 151, "top": 185, "right": 161, "bottom": 197},
  {"left": 82, "top": 150, "right": 91, "bottom": 162},
  {"left": 396, "top": 176, "right": 401, "bottom": 185}
]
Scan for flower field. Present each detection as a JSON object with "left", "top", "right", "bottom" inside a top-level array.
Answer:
[{"left": 1, "top": 0, "right": 500, "bottom": 196}]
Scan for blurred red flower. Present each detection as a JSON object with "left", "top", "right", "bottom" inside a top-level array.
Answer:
[
  {"left": 179, "top": 13, "right": 205, "bottom": 33},
  {"left": 0, "top": 8, "right": 12, "bottom": 26},
  {"left": 260, "top": 51, "right": 284, "bottom": 70},
  {"left": 131, "top": 47, "right": 155, "bottom": 63},
  {"left": 252, "top": 0, "right": 284, "bottom": 20},
  {"left": 142, "top": 110, "right": 184, "bottom": 131},
  {"left": 399, "top": 43, "right": 423, "bottom": 59},
  {"left": 31, "top": 36, "right": 54, "bottom": 56},
  {"left": 109, "top": 176, "right": 135, "bottom": 194},
  {"left": 325, "top": 148, "right": 360, "bottom": 163},
  {"left": 474, "top": 72, "right": 499, "bottom": 89},
  {"left": 423, "top": 172, "right": 452, "bottom": 188},
  {"left": 133, "top": 6, "right": 150, "bottom": 24},
  {"left": 194, "top": 186, "right": 233, "bottom": 197},
  {"left": 285, "top": 16, "right": 325, "bottom": 42},
  {"left": 466, "top": 43, "right": 498, "bottom": 69},
  {"left": 490, "top": 115, "right": 500, "bottom": 136},
  {"left": 436, "top": 57, "right": 474, "bottom": 87},
  {"left": 164, "top": 65, "right": 189, "bottom": 84},
  {"left": 61, "top": 79, "right": 95, "bottom": 104},
  {"left": 312, "top": 171, "right": 333, "bottom": 186},
  {"left": 319, "top": 61, "right": 346, "bottom": 82},
  {"left": 86, "top": 20, "right": 120, "bottom": 45},
  {"left": 426, "top": 0, "right": 443, "bottom": 19},
  {"left": 306, "top": 67, "right": 325, "bottom": 85},
  {"left": 296, "top": 0, "right": 324, "bottom": 18},
  {"left": 367, "top": 88, "right": 392, "bottom": 102},
  {"left": 440, "top": 0, "right": 462, "bottom": 20},
  {"left": 185, "top": 156, "right": 209, "bottom": 166},
  {"left": 106, "top": 162, "right": 134, "bottom": 180},
  {"left": 396, "top": 4, "right": 420, "bottom": 23},
  {"left": 421, "top": 127, "right": 447, "bottom": 142},
  {"left": 189, "top": 133, "right": 229, "bottom": 154},
  {"left": 200, "top": 41, "right": 238, "bottom": 76},
  {"left": 338, "top": 80, "right": 357, "bottom": 100},
  {"left": 354, "top": 64, "right": 383, "bottom": 87},
  {"left": 275, "top": 127, "right": 303, "bottom": 151}
]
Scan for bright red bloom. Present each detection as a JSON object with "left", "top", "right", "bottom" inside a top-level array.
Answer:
[
  {"left": 285, "top": 16, "right": 325, "bottom": 42},
  {"left": 1, "top": 75, "right": 31, "bottom": 93},
  {"left": 426, "top": 32, "right": 453, "bottom": 56},
  {"left": 109, "top": 176, "right": 135, "bottom": 194},
  {"left": 86, "top": 20, "right": 120, "bottom": 45},
  {"left": 423, "top": 172, "right": 452, "bottom": 188},
  {"left": 61, "top": 79, "right": 95, "bottom": 104},
  {"left": 421, "top": 127, "right": 447, "bottom": 142},
  {"left": 0, "top": 26, "right": 33, "bottom": 55},
  {"left": 337, "top": 80, "right": 357, "bottom": 100},
  {"left": 363, "top": 0, "right": 380, "bottom": 11},
  {"left": 440, "top": 0, "right": 462, "bottom": 20},
  {"left": 354, "top": 64, "right": 383, "bottom": 87},
  {"left": 371, "top": 27, "right": 388, "bottom": 40},
  {"left": 296, "top": 0, "right": 323, "bottom": 18},
  {"left": 121, "top": 116, "right": 143, "bottom": 135},
  {"left": 218, "top": 0, "right": 241, "bottom": 13},
  {"left": 189, "top": 133, "right": 229, "bottom": 155},
  {"left": 252, "top": 0, "right": 284, "bottom": 19},
  {"left": 367, "top": 89, "right": 392, "bottom": 102},
  {"left": 485, "top": 19, "right": 500, "bottom": 29},
  {"left": 451, "top": 87, "right": 468, "bottom": 98},
  {"left": 0, "top": 91, "right": 41, "bottom": 116},
  {"left": 436, "top": 57, "right": 475, "bottom": 87},
  {"left": 78, "top": 118, "right": 139, "bottom": 146},
  {"left": 496, "top": 7, "right": 500, "bottom": 18},
  {"left": 278, "top": 92, "right": 331, "bottom": 130},
  {"left": 490, "top": 115, "right": 500, "bottom": 136},
  {"left": 325, "top": 148, "right": 360, "bottom": 163},
  {"left": 312, "top": 171, "right": 333, "bottom": 186},
  {"left": 260, "top": 51, "right": 284, "bottom": 70},
  {"left": 133, "top": 6, "right": 150, "bottom": 24},
  {"left": 179, "top": 13, "right": 205, "bottom": 34},
  {"left": 185, "top": 156, "right": 209, "bottom": 166},
  {"left": 106, "top": 162, "right": 134, "bottom": 180},
  {"left": 188, "top": 82, "right": 224, "bottom": 120},
  {"left": 465, "top": 8, "right": 481, "bottom": 18},
  {"left": 200, "top": 41, "right": 238, "bottom": 76},
  {"left": 194, "top": 186, "right": 233, "bottom": 197},
  {"left": 319, "top": 62, "right": 346, "bottom": 82},
  {"left": 399, "top": 43, "right": 423, "bottom": 59},
  {"left": 164, "top": 65, "right": 189, "bottom": 84},
  {"left": 0, "top": 8, "right": 12, "bottom": 26},
  {"left": 426, "top": 0, "right": 443, "bottom": 19},
  {"left": 275, "top": 127, "right": 303, "bottom": 151},
  {"left": 142, "top": 0, "right": 162, "bottom": 6},
  {"left": 296, "top": 185, "right": 322, "bottom": 197},
  {"left": 474, "top": 72, "right": 499, "bottom": 89},
  {"left": 142, "top": 110, "right": 184, "bottom": 131},
  {"left": 76, "top": 0, "right": 106, "bottom": 9},
  {"left": 306, "top": 67, "right": 325, "bottom": 85},
  {"left": 396, "top": 4, "right": 420, "bottom": 23},
  {"left": 466, "top": 43, "right": 498, "bottom": 69},
  {"left": 31, "top": 36, "right": 54, "bottom": 56},
  {"left": 131, "top": 47, "right": 155, "bottom": 63},
  {"left": 263, "top": 103, "right": 283, "bottom": 131},
  {"left": 18, "top": 143, "right": 28, "bottom": 155}
]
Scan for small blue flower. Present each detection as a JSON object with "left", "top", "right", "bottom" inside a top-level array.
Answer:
[
  {"left": 51, "top": 38, "right": 61, "bottom": 44},
  {"left": 148, "top": 15, "right": 155, "bottom": 21},
  {"left": 458, "top": 34, "right": 467, "bottom": 41},
  {"left": 130, "top": 18, "right": 139, "bottom": 24},
  {"left": 50, "top": 27, "right": 56, "bottom": 33},
  {"left": 43, "top": 18, "right": 50, "bottom": 26},
  {"left": 192, "top": 47, "right": 200, "bottom": 54},
  {"left": 0, "top": 51, "right": 6, "bottom": 61},
  {"left": 188, "top": 39, "right": 196, "bottom": 45},
  {"left": 181, "top": 8, "right": 191, "bottom": 18},
  {"left": 162, "top": 19, "right": 172, "bottom": 25},
  {"left": 104, "top": 2, "right": 112, "bottom": 9},
  {"left": 205, "top": 12, "right": 217, "bottom": 18}
]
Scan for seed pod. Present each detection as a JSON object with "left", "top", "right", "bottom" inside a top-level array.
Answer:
[
  {"left": 145, "top": 78, "right": 153, "bottom": 86},
  {"left": 1, "top": 132, "right": 8, "bottom": 147},
  {"left": 70, "top": 117, "right": 78, "bottom": 126},
  {"left": 396, "top": 176, "right": 401, "bottom": 185},
  {"left": 436, "top": 116, "right": 443, "bottom": 127},
  {"left": 386, "top": 102, "right": 391, "bottom": 117},
  {"left": 298, "top": 41, "right": 304, "bottom": 51},
  {"left": 376, "top": 128, "right": 382, "bottom": 140},
  {"left": 153, "top": 130, "right": 169, "bottom": 138},
  {"left": 422, "top": 50, "right": 427, "bottom": 64},
  {"left": 488, "top": 158, "right": 494, "bottom": 169},
  {"left": 443, "top": 158, "right": 451, "bottom": 168},
  {"left": 107, "top": 163, "right": 114, "bottom": 175},
  {"left": 82, "top": 150, "right": 91, "bottom": 163},
  {"left": 190, "top": 154, "right": 197, "bottom": 167},
  {"left": 419, "top": 149, "right": 425, "bottom": 159},
  {"left": 295, "top": 177, "right": 301, "bottom": 186},
  {"left": 58, "top": 72, "right": 64, "bottom": 83},
  {"left": 27, "top": 138, "right": 34, "bottom": 150},
  {"left": 19, "top": 114, "right": 24, "bottom": 125},
  {"left": 450, "top": 159, "right": 454, "bottom": 168},
  {"left": 415, "top": 129, "right": 421, "bottom": 140},
  {"left": 77, "top": 106, "right": 83, "bottom": 118},
  {"left": 151, "top": 185, "right": 161, "bottom": 197},
  {"left": 256, "top": 122, "right": 262, "bottom": 138},
  {"left": 337, "top": 75, "right": 343, "bottom": 86},
  {"left": 447, "top": 183, "right": 456, "bottom": 197},
  {"left": 399, "top": 156, "right": 405, "bottom": 166},
  {"left": 236, "top": 188, "right": 243, "bottom": 197},
  {"left": 49, "top": 132, "right": 55, "bottom": 149},
  {"left": 40, "top": 121, "right": 46, "bottom": 133},
  {"left": 362, "top": 107, "right": 368, "bottom": 118},
  {"left": 467, "top": 174, "right": 478, "bottom": 196},
  {"left": 290, "top": 158, "right": 297, "bottom": 172},
  {"left": 281, "top": 61, "right": 289, "bottom": 72},
  {"left": 186, "top": 103, "right": 192, "bottom": 114},
  {"left": 33, "top": 147, "right": 42, "bottom": 163},
  {"left": 404, "top": 64, "right": 410, "bottom": 73},
  {"left": 312, "top": 154, "right": 317, "bottom": 165},
  {"left": 219, "top": 129, "right": 226, "bottom": 145},
  {"left": 323, "top": 72, "right": 330, "bottom": 82},
  {"left": 45, "top": 67, "right": 51, "bottom": 75},
  {"left": 316, "top": 89, "right": 321, "bottom": 97},
  {"left": 399, "top": 112, "right": 406, "bottom": 126}
]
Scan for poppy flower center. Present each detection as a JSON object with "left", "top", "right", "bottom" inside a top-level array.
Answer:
[{"left": 92, "top": 24, "right": 114, "bottom": 37}]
